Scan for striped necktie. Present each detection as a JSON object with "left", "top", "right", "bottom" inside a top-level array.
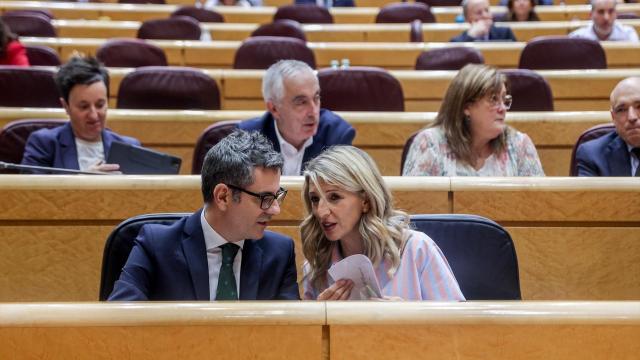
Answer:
[{"left": 216, "top": 243, "right": 240, "bottom": 300}]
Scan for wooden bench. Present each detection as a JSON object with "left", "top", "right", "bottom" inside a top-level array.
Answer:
[
  {"left": 0, "top": 176, "right": 638, "bottom": 302},
  {"left": 23, "top": 37, "right": 640, "bottom": 71},
  {"left": 3, "top": 0, "right": 637, "bottom": 23},
  {"left": 1, "top": 302, "right": 638, "bottom": 359},
  {"left": 0, "top": 107, "right": 611, "bottom": 176},
  {"left": 49, "top": 19, "right": 640, "bottom": 42}
]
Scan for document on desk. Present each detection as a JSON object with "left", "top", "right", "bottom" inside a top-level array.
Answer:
[{"left": 328, "top": 254, "right": 382, "bottom": 300}]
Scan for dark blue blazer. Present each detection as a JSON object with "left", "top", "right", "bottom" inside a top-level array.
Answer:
[
  {"left": 21, "top": 122, "right": 140, "bottom": 170},
  {"left": 108, "top": 209, "right": 300, "bottom": 301},
  {"left": 575, "top": 132, "right": 633, "bottom": 176},
  {"left": 238, "top": 108, "right": 355, "bottom": 173},
  {"left": 450, "top": 25, "right": 517, "bottom": 42},
  {"left": 295, "top": 0, "right": 355, "bottom": 7}
]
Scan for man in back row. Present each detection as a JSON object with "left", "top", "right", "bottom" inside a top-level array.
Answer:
[
  {"left": 569, "top": 0, "right": 638, "bottom": 42},
  {"left": 451, "top": 0, "right": 517, "bottom": 42},
  {"left": 576, "top": 77, "right": 640, "bottom": 176},
  {"left": 239, "top": 59, "right": 355, "bottom": 176}
]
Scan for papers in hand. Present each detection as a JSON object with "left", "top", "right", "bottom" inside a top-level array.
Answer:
[{"left": 328, "top": 254, "right": 382, "bottom": 300}]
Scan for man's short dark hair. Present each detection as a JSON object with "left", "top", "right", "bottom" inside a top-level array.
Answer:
[
  {"left": 55, "top": 55, "right": 109, "bottom": 103},
  {"left": 201, "top": 129, "right": 284, "bottom": 203}
]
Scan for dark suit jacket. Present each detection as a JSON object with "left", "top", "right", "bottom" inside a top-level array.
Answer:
[
  {"left": 21, "top": 122, "right": 140, "bottom": 170},
  {"left": 295, "top": 0, "right": 355, "bottom": 7},
  {"left": 238, "top": 108, "right": 355, "bottom": 173},
  {"left": 450, "top": 25, "right": 517, "bottom": 42},
  {"left": 108, "top": 210, "right": 300, "bottom": 301},
  {"left": 575, "top": 132, "right": 633, "bottom": 176}
]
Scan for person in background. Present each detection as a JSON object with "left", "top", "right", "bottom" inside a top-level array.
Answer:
[
  {"left": 109, "top": 130, "right": 299, "bottom": 301},
  {"left": 301, "top": 146, "right": 465, "bottom": 301},
  {"left": 569, "top": 0, "right": 638, "bottom": 42},
  {"left": 498, "top": 0, "right": 540, "bottom": 22},
  {"left": 21, "top": 56, "right": 139, "bottom": 172},
  {"left": 0, "top": 18, "right": 29, "bottom": 66},
  {"left": 239, "top": 59, "right": 355, "bottom": 176},
  {"left": 403, "top": 64, "right": 544, "bottom": 176},
  {"left": 576, "top": 77, "right": 640, "bottom": 176},
  {"left": 451, "top": 0, "right": 517, "bottom": 42},
  {"left": 295, "top": 0, "right": 355, "bottom": 8}
]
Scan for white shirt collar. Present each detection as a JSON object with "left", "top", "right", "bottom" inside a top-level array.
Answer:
[
  {"left": 273, "top": 119, "right": 313, "bottom": 176},
  {"left": 200, "top": 206, "right": 244, "bottom": 251}
]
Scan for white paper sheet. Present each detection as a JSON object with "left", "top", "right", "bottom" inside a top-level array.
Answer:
[{"left": 328, "top": 254, "right": 382, "bottom": 300}]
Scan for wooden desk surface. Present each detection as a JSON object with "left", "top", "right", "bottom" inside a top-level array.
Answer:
[
  {"left": 23, "top": 37, "right": 640, "bottom": 72},
  {"left": 0, "top": 176, "right": 638, "bottom": 302},
  {"left": 1, "top": 302, "right": 638, "bottom": 360},
  {"left": 49, "top": 19, "right": 640, "bottom": 43},
  {"left": 3, "top": 1, "right": 637, "bottom": 23}
]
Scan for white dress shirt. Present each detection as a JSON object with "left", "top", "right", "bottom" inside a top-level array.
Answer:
[
  {"left": 274, "top": 122, "right": 313, "bottom": 176},
  {"left": 569, "top": 22, "right": 639, "bottom": 42},
  {"left": 200, "top": 207, "right": 244, "bottom": 300},
  {"left": 75, "top": 138, "right": 104, "bottom": 171}
]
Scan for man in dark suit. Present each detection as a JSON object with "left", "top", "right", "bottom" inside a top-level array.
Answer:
[
  {"left": 576, "top": 77, "right": 640, "bottom": 176},
  {"left": 109, "top": 130, "right": 299, "bottom": 300},
  {"left": 451, "top": 0, "right": 517, "bottom": 42},
  {"left": 239, "top": 59, "right": 355, "bottom": 175},
  {"left": 21, "top": 55, "right": 140, "bottom": 173}
]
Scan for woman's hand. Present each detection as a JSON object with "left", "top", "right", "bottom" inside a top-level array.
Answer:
[{"left": 317, "top": 279, "right": 354, "bottom": 301}]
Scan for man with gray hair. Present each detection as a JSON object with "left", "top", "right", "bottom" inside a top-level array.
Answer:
[
  {"left": 569, "top": 0, "right": 638, "bottom": 42},
  {"left": 451, "top": 0, "right": 516, "bottom": 42},
  {"left": 239, "top": 59, "right": 355, "bottom": 176},
  {"left": 109, "top": 130, "right": 300, "bottom": 300}
]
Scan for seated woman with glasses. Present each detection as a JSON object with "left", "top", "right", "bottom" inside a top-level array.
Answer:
[
  {"left": 301, "top": 145, "right": 465, "bottom": 301},
  {"left": 403, "top": 64, "right": 544, "bottom": 176}
]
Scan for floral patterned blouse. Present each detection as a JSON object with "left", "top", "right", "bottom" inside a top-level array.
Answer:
[{"left": 402, "top": 127, "right": 545, "bottom": 176}]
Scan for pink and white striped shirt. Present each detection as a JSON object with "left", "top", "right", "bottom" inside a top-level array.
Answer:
[{"left": 303, "top": 229, "right": 465, "bottom": 301}]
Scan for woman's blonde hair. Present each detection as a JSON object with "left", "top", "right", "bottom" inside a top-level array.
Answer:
[
  {"left": 433, "top": 64, "right": 510, "bottom": 166},
  {"left": 300, "top": 146, "right": 410, "bottom": 292}
]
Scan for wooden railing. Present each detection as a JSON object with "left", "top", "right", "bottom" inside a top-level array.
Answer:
[{"left": 0, "top": 176, "right": 638, "bottom": 302}]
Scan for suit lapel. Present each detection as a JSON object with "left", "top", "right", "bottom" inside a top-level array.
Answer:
[
  {"left": 102, "top": 130, "right": 114, "bottom": 159},
  {"left": 59, "top": 123, "right": 80, "bottom": 169},
  {"left": 606, "top": 136, "right": 632, "bottom": 176},
  {"left": 239, "top": 240, "right": 262, "bottom": 300},
  {"left": 262, "top": 115, "right": 281, "bottom": 153},
  {"left": 181, "top": 210, "right": 211, "bottom": 300}
]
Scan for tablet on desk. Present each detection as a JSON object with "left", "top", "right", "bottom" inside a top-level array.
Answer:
[{"left": 106, "top": 141, "right": 181, "bottom": 175}]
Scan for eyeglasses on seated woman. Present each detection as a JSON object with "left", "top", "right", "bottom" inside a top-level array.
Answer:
[{"left": 402, "top": 64, "right": 545, "bottom": 177}]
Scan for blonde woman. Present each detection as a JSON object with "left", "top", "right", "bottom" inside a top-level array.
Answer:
[
  {"left": 403, "top": 64, "right": 544, "bottom": 176},
  {"left": 301, "top": 146, "right": 464, "bottom": 301}
]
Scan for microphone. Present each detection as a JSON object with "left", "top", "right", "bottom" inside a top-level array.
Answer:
[{"left": 0, "top": 161, "right": 108, "bottom": 175}]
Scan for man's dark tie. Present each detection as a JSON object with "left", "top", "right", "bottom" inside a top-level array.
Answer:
[
  {"left": 216, "top": 243, "right": 240, "bottom": 300},
  {"left": 633, "top": 148, "right": 640, "bottom": 177}
]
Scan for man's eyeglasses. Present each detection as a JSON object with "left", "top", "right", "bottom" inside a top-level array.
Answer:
[
  {"left": 487, "top": 94, "right": 513, "bottom": 110},
  {"left": 225, "top": 184, "right": 287, "bottom": 210}
]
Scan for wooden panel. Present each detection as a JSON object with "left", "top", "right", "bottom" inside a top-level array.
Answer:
[
  {"left": 327, "top": 302, "right": 640, "bottom": 360},
  {"left": 509, "top": 227, "right": 640, "bottom": 300},
  {"left": 0, "top": 226, "right": 112, "bottom": 301},
  {"left": 452, "top": 188, "right": 640, "bottom": 222},
  {"left": 330, "top": 324, "right": 640, "bottom": 360},
  {"left": 0, "top": 303, "right": 325, "bottom": 360}
]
